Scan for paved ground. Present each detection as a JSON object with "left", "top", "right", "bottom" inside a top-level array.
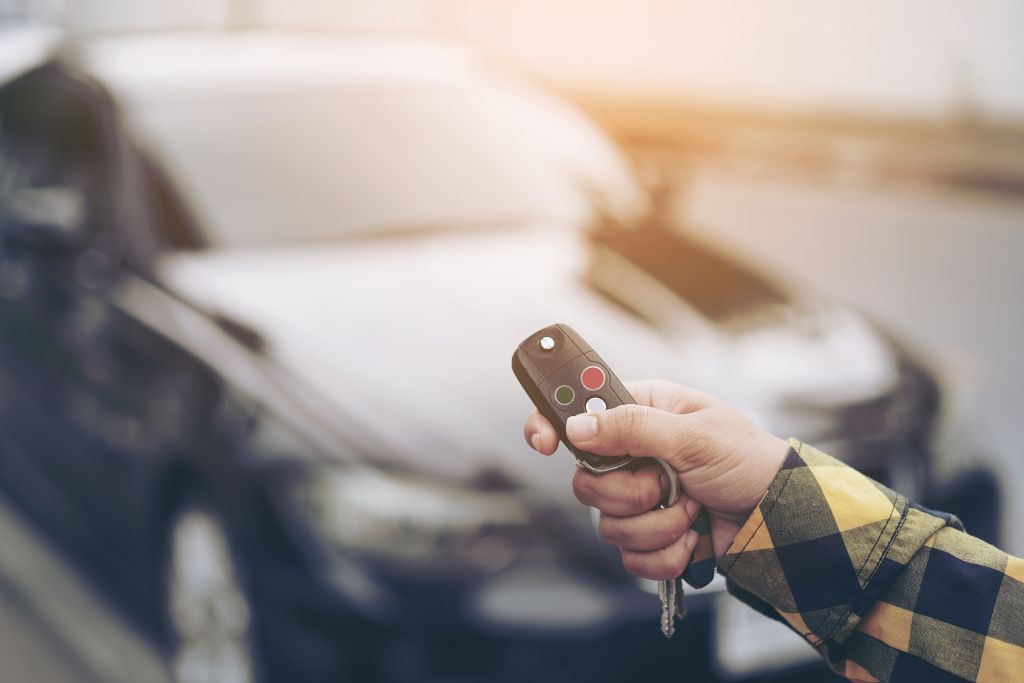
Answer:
[
  {"left": 684, "top": 168, "right": 1024, "bottom": 554},
  {"left": 0, "top": 582, "right": 95, "bottom": 682},
  {"left": 0, "top": 497, "right": 168, "bottom": 683}
]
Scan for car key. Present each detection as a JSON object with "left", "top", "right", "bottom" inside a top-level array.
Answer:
[
  {"left": 512, "top": 323, "right": 715, "bottom": 637},
  {"left": 653, "top": 456, "right": 683, "bottom": 637}
]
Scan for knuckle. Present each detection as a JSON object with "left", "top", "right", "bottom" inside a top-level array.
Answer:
[
  {"left": 656, "top": 513, "right": 686, "bottom": 548},
  {"left": 677, "top": 418, "right": 714, "bottom": 463},
  {"left": 650, "top": 566, "right": 674, "bottom": 582},
  {"left": 648, "top": 553, "right": 682, "bottom": 581},
  {"left": 668, "top": 546, "right": 688, "bottom": 577},
  {"left": 620, "top": 551, "right": 645, "bottom": 578},
  {"left": 608, "top": 513, "right": 671, "bottom": 551},
  {"left": 572, "top": 472, "right": 595, "bottom": 506},
  {"left": 621, "top": 548, "right": 682, "bottom": 582},
  {"left": 598, "top": 515, "right": 621, "bottom": 545},
  {"left": 612, "top": 405, "right": 643, "bottom": 447},
  {"left": 646, "top": 473, "right": 665, "bottom": 508},
  {"left": 671, "top": 540, "right": 691, "bottom": 574},
  {"left": 644, "top": 529, "right": 672, "bottom": 551},
  {"left": 667, "top": 506, "right": 691, "bottom": 538},
  {"left": 622, "top": 404, "right": 641, "bottom": 433},
  {"left": 629, "top": 478, "right": 658, "bottom": 514}
]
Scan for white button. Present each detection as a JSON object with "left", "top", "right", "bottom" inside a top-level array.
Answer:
[
  {"left": 539, "top": 336, "right": 555, "bottom": 350},
  {"left": 585, "top": 397, "right": 606, "bottom": 412}
]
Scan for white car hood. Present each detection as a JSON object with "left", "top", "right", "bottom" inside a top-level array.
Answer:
[{"left": 157, "top": 228, "right": 897, "bottom": 495}]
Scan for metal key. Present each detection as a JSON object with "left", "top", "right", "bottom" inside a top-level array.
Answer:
[{"left": 653, "top": 458, "right": 683, "bottom": 638}]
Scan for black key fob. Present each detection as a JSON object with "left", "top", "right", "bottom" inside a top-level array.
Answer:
[
  {"left": 512, "top": 323, "right": 633, "bottom": 473},
  {"left": 512, "top": 323, "right": 716, "bottom": 588}
]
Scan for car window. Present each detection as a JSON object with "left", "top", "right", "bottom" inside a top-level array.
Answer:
[
  {"left": 589, "top": 226, "right": 791, "bottom": 324},
  {"left": 0, "top": 64, "right": 110, "bottom": 248},
  {"left": 121, "top": 75, "right": 645, "bottom": 248},
  {"left": 138, "top": 151, "right": 206, "bottom": 251}
]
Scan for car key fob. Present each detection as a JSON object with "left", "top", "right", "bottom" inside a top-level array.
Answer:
[
  {"left": 512, "top": 323, "right": 715, "bottom": 588},
  {"left": 513, "top": 323, "right": 633, "bottom": 474}
]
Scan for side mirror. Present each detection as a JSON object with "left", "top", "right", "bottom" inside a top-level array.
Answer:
[{"left": 4, "top": 186, "right": 89, "bottom": 250}]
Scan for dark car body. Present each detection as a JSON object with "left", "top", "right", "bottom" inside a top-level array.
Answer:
[{"left": 0, "top": 29, "right": 943, "bottom": 682}]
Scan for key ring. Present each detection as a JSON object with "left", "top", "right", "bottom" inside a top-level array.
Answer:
[
  {"left": 653, "top": 458, "right": 680, "bottom": 508},
  {"left": 575, "top": 455, "right": 679, "bottom": 508}
]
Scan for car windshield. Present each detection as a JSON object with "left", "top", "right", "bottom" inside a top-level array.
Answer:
[
  {"left": 589, "top": 226, "right": 792, "bottom": 323},
  {"left": 125, "top": 74, "right": 645, "bottom": 248}
]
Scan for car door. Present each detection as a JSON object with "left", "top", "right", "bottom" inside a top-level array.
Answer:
[{"left": 0, "top": 62, "right": 214, "bottom": 582}]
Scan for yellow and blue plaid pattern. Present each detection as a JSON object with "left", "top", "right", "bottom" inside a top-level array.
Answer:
[{"left": 719, "top": 439, "right": 1024, "bottom": 682}]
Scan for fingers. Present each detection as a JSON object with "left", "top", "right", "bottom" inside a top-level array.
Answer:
[
  {"left": 565, "top": 403, "right": 705, "bottom": 462},
  {"left": 572, "top": 462, "right": 666, "bottom": 516},
  {"left": 598, "top": 496, "right": 701, "bottom": 551},
  {"left": 523, "top": 380, "right": 716, "bottom": 459},
  {"left": 523, "top": 409, "right": 559, "bottom": 455},
  {"left": 621, "top": 528, "right": 700, "bottom": 581},
  {"left": 577, "top": 462, "right": 703, "bottom": 580}
]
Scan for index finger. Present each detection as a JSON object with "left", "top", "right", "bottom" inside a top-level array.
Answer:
[{"left": 524, "top": 409, "right": 559, "bottom": 455}]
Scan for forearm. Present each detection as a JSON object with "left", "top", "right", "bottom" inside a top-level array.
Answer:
[{"left": 717, "top": 440, "right": 1023, "bottom": 682}]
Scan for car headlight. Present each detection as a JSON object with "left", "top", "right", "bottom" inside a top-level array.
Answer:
[
  {"left": 295, "top": 466, "right": 534, "bottom": 576},
  {"left": 777, "top": 352, "right": 937, "bottom": 501},
  {"left": 841, "top": 355, "right": 938, "bottom": 442},
  {"left": 781, "top": 353, "right": 938, "bottom": 444}
]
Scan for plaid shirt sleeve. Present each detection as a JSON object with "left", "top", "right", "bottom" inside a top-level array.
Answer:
[{"left": 717, "top": 439, "right": 1024, "bottom": 682}]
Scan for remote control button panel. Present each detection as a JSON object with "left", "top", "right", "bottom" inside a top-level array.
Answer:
[{"left": 512, "top": 324, "right": 633, "bottom": 472}]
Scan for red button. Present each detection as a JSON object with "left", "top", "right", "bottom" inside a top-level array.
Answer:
[{"left": 580, "top": 365, "right": 606, "bottom": 391}]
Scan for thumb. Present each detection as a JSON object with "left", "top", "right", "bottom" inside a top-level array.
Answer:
[{"left": 565, "top": 404, "right": 701, "bottom": 464}]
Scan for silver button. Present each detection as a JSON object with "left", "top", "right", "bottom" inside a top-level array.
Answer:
[
  {"left": 539, "top": 336, "right": 555, "bottom": 351},
  {"left": 585, "top": 397, "right": 606, "bottom": 412}
]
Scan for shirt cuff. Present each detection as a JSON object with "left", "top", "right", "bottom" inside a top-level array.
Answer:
[{"left": 717, "top": 438, "right": 952, "bottom": 646}]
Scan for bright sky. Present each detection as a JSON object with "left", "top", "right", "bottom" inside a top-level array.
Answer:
[
  {"left": 56, "top": 0, "right": 1024, "bottom": 123},
  {"left": 441, "top": 0, "right": 1024, "bottom": 123}
]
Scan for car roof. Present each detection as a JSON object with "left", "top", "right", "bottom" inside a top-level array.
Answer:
[{"left": 80, "top": 31, "right": 489, "bottom": 104}]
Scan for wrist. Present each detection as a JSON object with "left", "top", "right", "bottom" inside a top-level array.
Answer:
[{"left": 728, "top": 432, "right": 791, "bottom": 524}]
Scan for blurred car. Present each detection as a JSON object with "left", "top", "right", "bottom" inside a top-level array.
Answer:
[{"left": 0, "top": 28, "right": 939, "bottom": 682}]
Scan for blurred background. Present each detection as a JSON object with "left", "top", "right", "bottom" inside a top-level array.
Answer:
[{"left": 0, "top": 1, "right": 1020, "bottom": 681}]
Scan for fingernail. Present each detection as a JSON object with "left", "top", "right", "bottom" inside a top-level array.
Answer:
[
  {"left": 685, "top": 497, "right": 699, "bottom": 518},
  {"left": 529, "top": 433, "right": 542, "bottom": 452},
  {"left": 685, "top": 529, "right": 699, "bottom": 550},
  {"left": 566, "top": 414, "right": 598, "bottom": 440}
]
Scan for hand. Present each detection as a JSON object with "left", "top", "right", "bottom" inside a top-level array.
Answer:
[{"left": 524, "top": 380, "right": 789, "bottom": 580}]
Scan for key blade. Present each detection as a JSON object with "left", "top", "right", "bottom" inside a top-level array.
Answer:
[
  {"left": 659, "top": 578, "right": 676, "bottom": 638},
  {"left": 675, "top": 578, "right": 688, "bottom": 622},
  {"left": 661, "top": 619, "right": 675, "bottom": 638}
]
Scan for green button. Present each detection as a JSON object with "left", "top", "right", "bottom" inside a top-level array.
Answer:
[{"left": 554, "top": 385, "right": 575, "bottom": 406}]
